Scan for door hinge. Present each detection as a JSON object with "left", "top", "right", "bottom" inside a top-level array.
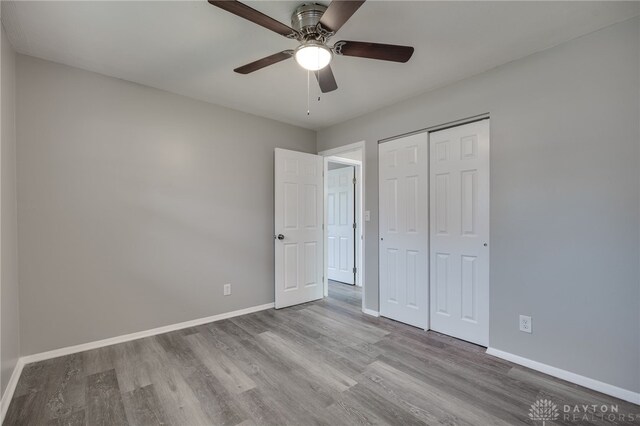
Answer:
[
  {"left": 353, "top": 177, "right": 357, "bottom": 185},
  {"left": 353, "top": 223, "right": 356, "bottom": 229},
  {"left": 353, "top": 267, "right": 357, "bottom": 274}
]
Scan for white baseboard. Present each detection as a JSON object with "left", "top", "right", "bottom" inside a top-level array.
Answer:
[
  {"left": 1, "top": 358, "right": 25, "bottom": 424},
  {"left": 486, "top": 347, "right": 640, "bottom": 405},
  {"left": 363, "top": 308, "right": 380, "bottom": 317},
  {"left": 21, "top": 302, "right": 274, "bottom": 365},
  {"left": 2, "top": 302, "right": 275, "bottom": 422},
  {"left": 3, "top": 302, "right": 275, "bottom": 423}
]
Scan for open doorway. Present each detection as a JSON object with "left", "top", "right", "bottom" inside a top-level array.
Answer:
[
  {"left": 319, "top": 142, "right": 365, "bottom": 313},
  {"left": 327, "top": 162, "right": 356, "bottom": 285}
]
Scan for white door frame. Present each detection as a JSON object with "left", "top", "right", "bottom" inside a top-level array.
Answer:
[
  {"left": 319, "top": 141, "right": 365, "bottom": 314},
  {"left": 326, "top": 162, "right": 357, "bottom": 285}
]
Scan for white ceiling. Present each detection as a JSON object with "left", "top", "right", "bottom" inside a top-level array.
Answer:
[{"left": 2, "top": 1, "right": 638, "bottom": 129}]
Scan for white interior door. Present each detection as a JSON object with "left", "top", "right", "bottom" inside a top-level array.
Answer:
[
  {"left": 379, "top": 133, "right": 429, "bottom": 329},
  {"left": 274, "top": 148, "right": 324, "bottom": 309},
  {"left": 327, "top": 166, "right": 355, "bottom": 284},
  {"left": 429, "top": 119, "right": 490, "bottom": 346}
]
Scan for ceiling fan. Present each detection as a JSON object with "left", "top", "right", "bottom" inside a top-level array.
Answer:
[{"left": 207, "top": 0, "right": 414, "bottom": 93}]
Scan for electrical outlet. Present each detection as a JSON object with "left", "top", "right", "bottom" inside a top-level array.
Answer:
[
  {"left": 519, "top": 315, "right": 532, "bottom": 333},
  {"left": 223, "top": 283, "right": 231, "bottom": 296}
]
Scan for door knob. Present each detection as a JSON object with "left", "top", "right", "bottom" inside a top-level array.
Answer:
[{"left": 276, "top": 234, "right": 285, "bottom": 240}]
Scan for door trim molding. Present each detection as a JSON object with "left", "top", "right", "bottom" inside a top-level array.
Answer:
[
  {"left": 319, "top": 141, "right": 366, "bottom": 314},
  {"left": 486, "top": 347, "right": 640, "bottom": 404},
  {"left": 319, "top": 141, "right": 366, "bottom": 157},
  {"left": 325, "top": 163, "right": 357, "bottom": 285}
]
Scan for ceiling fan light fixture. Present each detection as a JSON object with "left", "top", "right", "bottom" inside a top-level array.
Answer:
[{"left": 294, "top": 42, "right": 332, "bottom": 71}]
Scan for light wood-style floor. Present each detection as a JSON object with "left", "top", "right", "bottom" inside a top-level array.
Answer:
[{"left": 5, "top": 281, "right": 637, "bottom": 425}]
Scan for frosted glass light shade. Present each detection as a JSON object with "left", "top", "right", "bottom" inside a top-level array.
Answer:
[{"left": 294, "top": 44, "right": 332, "bottom": 71}]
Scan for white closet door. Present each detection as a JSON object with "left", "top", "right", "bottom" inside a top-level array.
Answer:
[
  {"left": 327, "top": 166, "right": 355, "bottom": 284},
  {"left": 429, "top": 120, "right": 490, "bottom": 346},
  {"left": 379, "top": 133, "right": 428, "bottom": 329},
  {"left": 274, "top": 148, "right": 324, "bottom": 309}
]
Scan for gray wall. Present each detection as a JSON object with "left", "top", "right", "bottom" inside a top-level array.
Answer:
[
  {"left": 1, "top": 23, "right": 19, "bottom": 395},
  {"left": 17, "top": 55, "right": 316, "bottom": 355},
  {"left": 317, "top": 18, "right": 640, "bottom": 393}
]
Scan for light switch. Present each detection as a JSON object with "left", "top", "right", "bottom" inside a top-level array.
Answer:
[{"left": 364, "top": 211, "right": 371, "bottom": 221}]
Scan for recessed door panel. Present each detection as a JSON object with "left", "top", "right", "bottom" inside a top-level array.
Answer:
[
  {"left": 284, "top": 243, "right": 299, "bottom": 291},
  {"left": 304, "top": 184, "right": 318, "bottom": 228},
  {"left": 386, "top": 150, "right": 398, "bottom": 168},
  {"left": 435, "top": 253, "right": 449, "bottom": 315},
  {"left": 386, "top": 248, "right": 398, "bottom": 303},
  {"left": 284, "top": 183, "right": 298, "bottom": 229},
  {"left": 339, "top": 237, "right": 349, "bottom": 272},
  {"left": 436, "top": 140, "right": 449, "bottom": 163},
  {"left": 435, "top": 174, "right": 449, "bottom": 235},
  {"left": 327, "top": 236, "right": 337, "bottom": 269},
  {"left": 285, "top": 158, "right": 299, "bottom": 174},
  {"left": 407, "top": 145, "right": 419, "bottom": 165},
  {"left": 339, "top": 191, "right": 348, "bottom": 225},
  {"left": 386, "top": 179, "right": 398, "bottom": 233},
  {"left": 304, "top": 242, "right": 318, "bottom": 287},
  {"left": 460, "top": 135, "right": 478, "bottom": 160},
  {"left": 406, "top": 250, "right": 418, "bottom": 308},
  {"left": 327, "top": 193, "right": 335, "bottom": 225},
  {"left": 406, "top": 176, "right": 419, "bottom": 234},
  {"left": 461, "top": 170, "right": 477, "bottom": 236},
  {"left": 461, "top": 255, "right": 477, "bottom": 322}
]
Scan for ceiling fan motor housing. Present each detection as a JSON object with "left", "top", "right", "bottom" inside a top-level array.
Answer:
[{"left": 291, "top": 3, "right": 329, "bottom": 40}]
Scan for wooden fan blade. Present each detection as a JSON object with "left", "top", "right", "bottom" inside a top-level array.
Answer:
[
  {"left": 208, "top": 0, "right": 298, "bottom": 38},
  {"left": 234, "top": 50, "right": 294, "bottom": 74},
  {"left": 314, "top": 65, "right": 338, "bottom": 93},
  {"left": 319, "top": 0, "right": 365, "bottom": 33},
  {"left": 334, "top": 40, "right": 414, "bottom": 63}
]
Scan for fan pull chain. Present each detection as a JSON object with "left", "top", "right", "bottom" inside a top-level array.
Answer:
[
  {"left": 307, "top": 70, "right": 310, "bottom": 116},
  {"left": 317, "top": 67, "right": 321, "bottom": 103}
]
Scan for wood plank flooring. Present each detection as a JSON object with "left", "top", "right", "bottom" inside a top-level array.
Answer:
[{"left": 5, "top": 282, "right": 638, "bottom": 425}]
